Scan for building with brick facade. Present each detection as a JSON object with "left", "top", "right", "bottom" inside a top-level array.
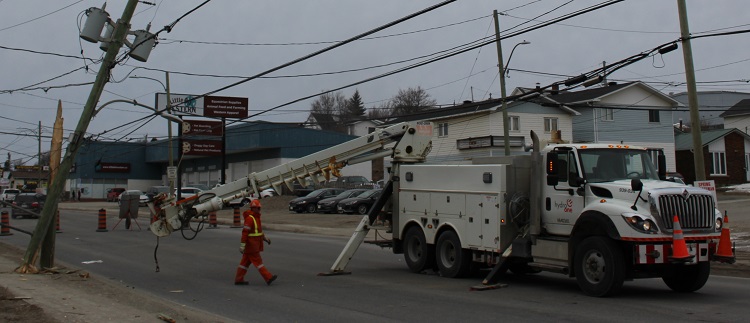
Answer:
[{"left": 675, "top": 128, "right": 750, "bottom": 186}]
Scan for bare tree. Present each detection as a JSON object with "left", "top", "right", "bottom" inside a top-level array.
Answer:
[
  {"left": 309, "top": 91, "right": 348, "bottom": 132},
  {"left": 368, "top": 101, "right": 393, "bottom": 121},
  {"left": 390, "top": 86, "right": 437, "bottom": 117}
]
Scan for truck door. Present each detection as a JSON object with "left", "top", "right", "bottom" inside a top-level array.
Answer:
[{"left": 542, "top": 150, "right": 584, "bottom": 236}]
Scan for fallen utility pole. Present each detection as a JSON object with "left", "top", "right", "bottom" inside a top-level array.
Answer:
[{"left": 18, "top": 0, "right": 140, "bottom": 273}]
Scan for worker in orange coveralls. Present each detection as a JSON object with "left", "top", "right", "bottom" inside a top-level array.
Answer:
[{"left": 235, "top": 199, "right": 278, "bottom": 286}]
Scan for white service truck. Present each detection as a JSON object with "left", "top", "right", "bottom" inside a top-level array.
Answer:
[{"left": 148, "top": 121, "right": 734, "bottom": 297}]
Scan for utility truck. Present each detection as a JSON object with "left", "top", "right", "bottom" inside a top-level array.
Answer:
[{"left": 148, "top": 121, "right": 734, "bottom": 297}]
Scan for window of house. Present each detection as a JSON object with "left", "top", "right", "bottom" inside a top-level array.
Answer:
[
  {"left": 438, "top": 123, "right": 449, "bottom": 137},
  {"left": 710, "top": 151, "right": 727, "bottom": 175},
  {"left": 602, "top": 108, "right": 614, "bottom": 121},
  {"left": 544, "top": 117, "right": 558, "bottom": 133},
  {"left": 648, "top": 110, "right": 660, "bottom": 123},
  {"left": 509, "top": 116, "right": 520, "bottom": 131}
]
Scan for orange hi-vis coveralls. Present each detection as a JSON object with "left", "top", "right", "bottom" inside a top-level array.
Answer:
[{"left": 234, "top": 209, "right": 274, "bottom": 284}]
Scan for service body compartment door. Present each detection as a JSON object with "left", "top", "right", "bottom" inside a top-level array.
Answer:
[{"left": 466, "top": 194, "right": 501, "bottom": 249}]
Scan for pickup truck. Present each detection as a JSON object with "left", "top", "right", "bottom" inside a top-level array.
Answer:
[{"left": 1, "top": 188, "right": 20, "bottom": 202}]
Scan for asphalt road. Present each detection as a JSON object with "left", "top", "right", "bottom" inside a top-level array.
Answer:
[{"left": 1, "top": 209, "right": 749, "bottom": 322}]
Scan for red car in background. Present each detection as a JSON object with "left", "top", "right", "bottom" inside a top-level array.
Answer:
[{"left": 106, "top": 187, "right": 126, "bottom": 202}]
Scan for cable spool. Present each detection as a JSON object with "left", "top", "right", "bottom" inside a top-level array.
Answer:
[{"left": 508, "top": 192, "right": 530, "bottom": 229}]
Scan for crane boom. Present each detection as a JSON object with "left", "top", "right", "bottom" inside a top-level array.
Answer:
[{"left": 149, "top": 121, "right": 433, "bottom": 237}]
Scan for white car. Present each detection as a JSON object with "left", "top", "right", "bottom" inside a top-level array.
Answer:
[
  {"left": 175, "top": 187, "right": 204, "bottom": 200},
  {"left": 117, "top": 190, "right": 149, "bottom": 206},
  {"left": 228, "top": 188, "right": 277, "bottom": 208}
]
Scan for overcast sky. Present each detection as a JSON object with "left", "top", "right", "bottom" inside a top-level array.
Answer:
[{"left": 1, "top": 0, "right": 748, "bottom": 164}]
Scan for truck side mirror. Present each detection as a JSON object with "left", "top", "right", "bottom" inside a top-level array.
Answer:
[
  {"left": 547, "top": 174, "right": 559, "bottom": 186},
  {"left": 657, "top": 154, "right": 667, "bottom": 180},
  {"left": 569, "top": 176, "right": 585, "bottom": 187},
  {"left": 546, "top": 152, "right": 558, "bottom": 175},
  {"left": 631, "top": 178, "right": 643, "bottom": 191}
]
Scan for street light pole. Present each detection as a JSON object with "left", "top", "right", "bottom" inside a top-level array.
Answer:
[{"left": 494, "top": 10, "right": 530, "bottom": 156}]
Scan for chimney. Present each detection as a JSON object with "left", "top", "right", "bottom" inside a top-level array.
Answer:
[{"left": 535, "top": 83, "right": 541, "bottom": 90}]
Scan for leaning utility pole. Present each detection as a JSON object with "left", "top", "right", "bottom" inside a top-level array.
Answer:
[
  {"left": 677, "top": 0, "right": 706, "bottom": 181},
  {"left": 18, "top": 0, "right": 140, "bottom": 273}
]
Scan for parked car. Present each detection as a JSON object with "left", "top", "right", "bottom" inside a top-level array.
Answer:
[
  {"left": 11, "top": 193, "right": 46, "bottom": 219},
  {"left": 145, "top": 185, "right": 170, "bottom": 201},
  {"left": 1, "top": 188, "right": 20, "bottom": 202},
  {"left": 316, "top": 188, "right": 368, "bottom": 214},
  {"left": 117, "top": 190, "right": 149, "bottom": 207},
  {"left": 228, "top": 188, "right": 278, "bottom": 209},
  {"left": 106, "top": 187, "right": 126, "bottom": 202},
  {"left": 187, "top": 183, "right": 211, "bottom": 191},
  {"left": 288, "top": 188, "right": 346, "bottom": 213},
  {"left": 326, "top": 176, "right": 372, "bottom": 189},
  {"left": 175, "top": 187, "right": 203, "bottom": 199},
  {"left": 665, "top": 172, "right": 686, "bottom": 185},
  {"left": 337, "top": 189, "right": 383, "bottom": 215}
]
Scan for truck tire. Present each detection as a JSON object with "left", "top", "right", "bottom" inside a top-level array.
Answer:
[
  {"left": 662, "top": 262, "right": 710, "bottom": 293},
  {"left": 403, "top": 226, "right": 434, "bottom": 273},
  {"left": 435, "top": 230, "right": 471, "bottom": 278},
  {"left": 574, "top": 236, "right": 625, "bottom": 297},
  {"left": 306, "top": 203, "right": 317, "bottom": 213}
]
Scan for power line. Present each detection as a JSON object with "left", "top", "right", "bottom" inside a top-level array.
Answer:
[{"left": 0, "top": 0, "right": 84, "bottom": 33}]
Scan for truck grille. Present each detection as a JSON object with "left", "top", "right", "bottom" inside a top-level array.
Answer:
[{"left": 657, "top": 194, "right": 714, "bottom": 230}]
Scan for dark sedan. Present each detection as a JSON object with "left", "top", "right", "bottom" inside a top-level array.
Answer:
[
  {"left": 337, "top": 189, "right": 382, "bottom": 215},
  {"left": 288, "top": 188, "right": 345, "bottom": 213},
  {"left": 11, "top": 193, "right": 46, "bottom": 219},
  {"left": 316, "top": 189, "right": 369, "bottom": 214}
]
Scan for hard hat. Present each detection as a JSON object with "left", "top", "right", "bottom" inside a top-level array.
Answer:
[{"left": 250, "top": 199, "right": 262, "bottom": 208}]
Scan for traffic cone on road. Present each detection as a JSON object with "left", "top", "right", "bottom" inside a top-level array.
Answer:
[
  {"left": 231, "top": 208, "right": 242, "bottom": 228},
  {"left": 0, "top": 210, "right": 12, "bottom": 236},
  {"left": 96, "top": 208, "right": 108, "bottom": 232},
  {"left": 669, "top": 215, "right": 694, "bottom": 263},
  {"left": 208, "top": 211, "right": 218, "bottom": 229},
  {"left": 713, "top": 213, "right": 735, "bottom": 264}
]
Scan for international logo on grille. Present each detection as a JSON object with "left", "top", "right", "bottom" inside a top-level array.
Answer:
[{"left": 681, "top": 189, "right": 691, "bottom": 200}]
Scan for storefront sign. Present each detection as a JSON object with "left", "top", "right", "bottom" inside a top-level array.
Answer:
[
  {"left": 182, "top": 119, "right": 223, "bottom": 136},
  {"left": 96, "top": 162, "right": 131, "bottom": 173},
  {"left": 182, "top": 140, "right": 223, "bottom": 156}
]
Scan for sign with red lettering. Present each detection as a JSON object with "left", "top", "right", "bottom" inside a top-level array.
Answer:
[
  {"left": 182, "top": 119, "right": 223, "bottom": 136},
  {"left": 694, "top": 180, "right": 717, "bottom": 204},
  {"left": 182, "top": 140, "right": 223, "bottom": 156}
]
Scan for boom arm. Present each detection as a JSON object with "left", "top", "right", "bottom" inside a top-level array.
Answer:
[{"left": 149, "top": 121, "right": 433, "bottom": 237}]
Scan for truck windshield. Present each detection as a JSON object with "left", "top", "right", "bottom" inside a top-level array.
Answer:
[{"left": 578, "top": 148, "right": 659, "bottom": 183}]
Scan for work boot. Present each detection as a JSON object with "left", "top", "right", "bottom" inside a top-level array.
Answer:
[{"left": 266, "top": 275, "right": 278, "bottom": 286}]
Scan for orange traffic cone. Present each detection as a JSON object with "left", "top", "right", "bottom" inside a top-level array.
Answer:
[
  {"left": 713, "top": 213, "right": 735, "bottom": 264},
  {"left": 669, "top": 215, "right": 694, "bottom": 263},
  {"left": 231, "top": 208, "right": 242, "bottom": 228}
]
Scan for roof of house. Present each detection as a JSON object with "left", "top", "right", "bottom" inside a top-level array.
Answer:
[
  {"left": 674, "top": 128, "right": 750, "bottom": 150},
  {"left": 719, "top": 98, "right": 750, "bottom": 118},
  {"left": 540, "top": 81, "right": 682, "bottom": 107},
  {"left": 386, "top": 97, "right": 578, "bottom": 125}
]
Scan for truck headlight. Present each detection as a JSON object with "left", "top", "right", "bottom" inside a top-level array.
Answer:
[
  {"left": 714, "top": 209, "right": 723, "bottom": 231},
  {"left": 621, "top": 212, "right": 658, "bottom": 234}
]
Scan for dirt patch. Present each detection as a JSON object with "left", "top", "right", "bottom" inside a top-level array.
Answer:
[{"left": 0, "top": 285, "right": 57, "bottom": 323}]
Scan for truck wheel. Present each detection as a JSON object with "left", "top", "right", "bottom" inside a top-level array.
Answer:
[
  {"left": 403, "top": 226, "right": 435, "bottom": 273},
  {"left": 357, "top": 204, "right": 369, "bottom": 215},
  {"left": 435, "top": 230, "right": 471, "bottom": 278},
  {"left": 574, "top": 236, "right": 625, "bottom": 297},
  {"left": 306, "top": 203, "right": 317, "bottom": 213},
  {"left": 662, "top": 262, "right": 710, "bottom": 293}
]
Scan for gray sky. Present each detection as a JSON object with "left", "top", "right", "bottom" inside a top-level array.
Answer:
[{"left": 1, "top": 0, "right": 749, "bottom": 164}]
